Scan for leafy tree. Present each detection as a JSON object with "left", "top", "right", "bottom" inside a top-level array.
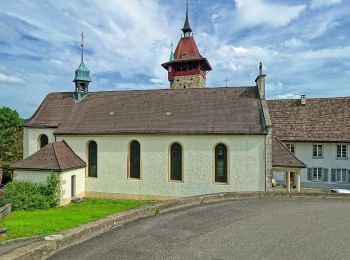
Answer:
[{"left": 0, "top": 107, "right": 23, "bottom": 183}]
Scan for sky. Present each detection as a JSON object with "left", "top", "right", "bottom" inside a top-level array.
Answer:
[{"left": 0, "top": 0, "right": 350, "bottom": 118}]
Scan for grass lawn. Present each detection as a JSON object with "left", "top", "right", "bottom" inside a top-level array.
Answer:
[{"left": 0, "top": 199, "right": 150, "bottom": 240}]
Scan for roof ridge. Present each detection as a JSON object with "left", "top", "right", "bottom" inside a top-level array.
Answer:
[
  {"left": 269, "top": 96, "right": 350, "bottom": 102},
  {"left": 46, "top": 86, "right": 258, "bottom": 96},
  {"left": 52, "top": 142, "right": 62, "bottom": 170},
  {"left": 274, "top": 137, "right": 306, "bottom": 167}
]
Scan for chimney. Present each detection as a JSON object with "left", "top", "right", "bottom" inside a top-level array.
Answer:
[
  {"left": 255, "top": 62, "right": 266, "bottom": 99},
  {"left": 300, "top": 94, "right": 306, "bottom": 106}
]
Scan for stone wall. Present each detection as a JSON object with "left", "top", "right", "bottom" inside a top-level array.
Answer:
[{"left": 170, "top": 74, "right": 206, "bottom": 89}]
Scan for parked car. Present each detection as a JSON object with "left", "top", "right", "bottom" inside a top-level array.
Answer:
[{"left": 330, "top": 188, "right": 350, "bottom": 194}]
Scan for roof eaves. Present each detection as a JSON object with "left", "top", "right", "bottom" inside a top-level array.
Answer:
[{"left": 274, "top": 137, "right": 307, "bottom": 168}]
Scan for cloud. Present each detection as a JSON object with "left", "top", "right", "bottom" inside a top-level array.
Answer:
[
  {"left": 273, "top": 93, "right": 301, "bottom": 99},
  {"left": 284, "top": 38, "right": 306, "bottom": 48},
  {"left": 310, "top": 0, "right": 342, "bottom": 9},
  {"left": 0, "top": 72, "right": 24, "bottom": 84},
  {"left": 234, "top": 0, "right": 306, "bottom": 28},
  {"left": 0, "top": 0, "right": 350, "bottom": 117}
]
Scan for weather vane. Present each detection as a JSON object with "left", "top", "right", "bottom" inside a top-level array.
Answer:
[
  {"left": 80, "top": 31, "right": 84, "bottom": 62},
  {"left": 223, "top": 77, "right": 230, "bottom": 87}
]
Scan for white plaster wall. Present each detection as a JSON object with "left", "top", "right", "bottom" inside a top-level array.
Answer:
[
  {"left": 14, "top": 169, "right": 53, "bottom": 183},
  {"left": 60, "top": 168, "right": 85, "bottom": 200},
  {"left": 273, "top": 142, "right": 350, "bottom": 187},
  {"left": 55, "top": 134, "right": 266, "bottom": 198},
  {"left": 23, "top": 127, "right": 56, "bottom": 158}
]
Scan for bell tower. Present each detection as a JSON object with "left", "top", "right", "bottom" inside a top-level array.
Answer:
[
  {"left": 161, "top": 0, "right": 212, "bottom": 89},
  {"left": 73, "top": 32, "right": 92, "bottom": 100}
]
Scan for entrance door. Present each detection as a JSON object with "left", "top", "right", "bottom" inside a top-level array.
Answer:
[{"left": 71, "top": 175, "right": 76, "bottom": 198}]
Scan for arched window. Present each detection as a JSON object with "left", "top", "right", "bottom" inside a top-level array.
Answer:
[
  {"left": 88, "top": 141, "right": 97, "bottom": 178},
  {"left": 39, "top": 134, "right": 48, "bottom": 149},
  {"left": 170, "top": 143, "right": 182, "bottom": 181},
  {"left": 215, "top": 144, "right": 228, "bottom": 183},
  {"left": 129, "top": 140, "right": 140, "bottom": 179}
]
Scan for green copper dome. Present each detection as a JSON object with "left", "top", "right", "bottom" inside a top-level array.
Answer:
[{"left": 73, "top": 61, "right": 91, "bottom": 82}]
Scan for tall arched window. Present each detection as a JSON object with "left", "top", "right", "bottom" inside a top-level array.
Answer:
[
  {"left": 39, "top": 134, "right": 48, "bottom": 149},
  {"left": 215, "top": 144, "right": 228, "bottom": 183},
  {"left": 88, "top": 141, "right": 97, "bottom": 178},
  {"left": 170, "top": 143, "right": 182, "bottom": 181},
  {"left": 129, "top": 140, "right": 140, "bottom": 179}
]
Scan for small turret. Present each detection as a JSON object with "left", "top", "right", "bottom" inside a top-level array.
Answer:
[{"left": 73, "top": 32, "right": 91, "bottom": 101}]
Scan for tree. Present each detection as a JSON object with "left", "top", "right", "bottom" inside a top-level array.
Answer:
[{"left": 0, "top": 107, "right": 23, "bottom": 183}]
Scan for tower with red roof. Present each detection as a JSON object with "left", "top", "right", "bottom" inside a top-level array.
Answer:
[{"left": 162, "top": 1, "right": 212, "bottom": 89}]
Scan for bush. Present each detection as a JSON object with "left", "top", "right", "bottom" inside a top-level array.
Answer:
[{"left": 0, "top": 173, "right": 59, "bottom": 211}]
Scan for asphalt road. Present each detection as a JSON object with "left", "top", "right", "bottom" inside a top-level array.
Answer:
[{"left": 49, "top": 197, "right": 350, "bottom": 260}]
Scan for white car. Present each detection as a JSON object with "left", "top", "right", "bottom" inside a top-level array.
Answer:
[{"left": 331, "top": 188, "right": 350, "bottom": 194}]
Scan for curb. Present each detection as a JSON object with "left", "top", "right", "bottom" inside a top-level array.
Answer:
[{"left": 1, "top": 192, "right": 350, "bottom": 260}]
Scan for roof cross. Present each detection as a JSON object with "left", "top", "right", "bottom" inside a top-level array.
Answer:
[{"left": 223, "top": 77, "right": 230, "bottom": 87}]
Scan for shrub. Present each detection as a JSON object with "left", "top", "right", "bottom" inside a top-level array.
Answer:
[{"left": 0, "top": 173, "right": 59, "bottom": 211}]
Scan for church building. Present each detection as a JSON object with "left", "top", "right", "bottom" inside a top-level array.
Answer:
[{"left": 11, "top": 3, "right": 304, "bottom": 205}]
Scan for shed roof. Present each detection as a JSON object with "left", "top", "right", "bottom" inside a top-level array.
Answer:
[
  {"left": 272, "top": 137, "right": 306, "bottom": 169},
  {"left": 11, "top": 141, "right": 86, "bottom": 171}
]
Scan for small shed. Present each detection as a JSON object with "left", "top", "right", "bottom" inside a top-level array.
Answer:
[
  {"left": 272, "top": 137, "right": 307, "bottom": 192},
  {"left": 11, "top": 141, "right": 86, "bottom": 206}
]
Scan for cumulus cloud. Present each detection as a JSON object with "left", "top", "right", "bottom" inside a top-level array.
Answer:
[
  {"left": 0, "top": 73, "right": 24, "bottom": 84},
  {"left": 234, "top": 0, "right": 306, "bottom": 28},
  {"left": 310, "top": 0, "right": 342, "bottom": 9},
  {"left": 273, "top": 93, "right": 301, "bottom": 99}
]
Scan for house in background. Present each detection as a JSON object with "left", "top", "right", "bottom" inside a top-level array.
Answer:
[
  {"left": 10, "top": 3, "right": 308, "bottom": 205},
  {"left": 268, "top": 96, "right": 350, "bottom": 190}
]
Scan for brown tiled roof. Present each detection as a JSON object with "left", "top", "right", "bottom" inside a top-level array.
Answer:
[
  {"left": 11, "top": 141, "right": 86, "bottom": 171},
  {"left": 272, "top": 137, "right": 306, "bottom": 169},
  {"left": 174, "top": 36, "right": 202, "bottom": 60},
  {"left": 268, "top": 97, "right": 350, "bottom": 142},
  {"left": 26, "top": 87, "right": 266, "bottom": 135}
]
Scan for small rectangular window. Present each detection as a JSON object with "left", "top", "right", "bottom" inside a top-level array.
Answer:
[
  {"left": 286, "top": 144, "right": 295, "bottom": 154},
  {"left": 337, "top": 145, "right": 347, "bottom": 158},
  {"left": 336, "top": 169, "right": 347, "bottom": 182},
  {"left": 312, "top": 168, "right": 322, "bottom": 181},
  {"left": 313, "top": 145, "right": 323, "bottom": 158}
]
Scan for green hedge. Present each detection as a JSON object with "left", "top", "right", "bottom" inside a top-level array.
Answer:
[{"left": 0, "top": 174, "right": 59, "bottom": 211}]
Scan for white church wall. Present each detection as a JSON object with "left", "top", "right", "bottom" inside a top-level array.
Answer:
[
  {"left": 56, "top": 134, "right": 266, "bottom": 200},
  {"left": 23, "top": 127, "right": 56, "bottom": 158},
  {"left": 13, "top": 168, "right": 85, "bottom": 206},
  {"left": 60, "top": 168, "right": 85, "bottom": 205}
]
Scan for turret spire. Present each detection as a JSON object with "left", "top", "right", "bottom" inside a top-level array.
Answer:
[
  {"left": 80, "top": 31, "right": 84, "bottom": 63},
  {"left": 73, "top": 32, "right": 91, "bottom": 100},
  {"left": 169, "top": 41, "right": 175, "bottom": 62},
  {"left": 181, "top": 0, "right": 192, "bottom": 37}
]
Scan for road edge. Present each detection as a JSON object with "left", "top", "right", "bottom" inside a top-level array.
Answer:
[{"left": 1, "top": 191, "right": 350, "bottom": 260}]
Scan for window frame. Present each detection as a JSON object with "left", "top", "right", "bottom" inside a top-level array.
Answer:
[
  {"left": 312, "top": 167, "right": 323, "bottom": 181},
  {"left": 312, "top": 144, "right": 323, "bottom": 158},
  {"left": 128, "top": 140, "right": 141, "bottom": 180},
  {"left": 336, "top": 144, "right": 347, "bottom": 159},
  {"left": 87, "top": 140, "right": 98, "bottom": 178},
  {"left": 286, "top": 143, "right": 295, "bottom": 154},
  {"left": 213, "top": 143, "right": 229, "bottom": 184},
  {"left": 333, "top": 169, "right": 348, "bottom": 183},
  {"left": 168, "top": 142, "right": 184, "bottom": 182},
  {"left": 38, "top": 134, "right": 49, "bottom": 150}
]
